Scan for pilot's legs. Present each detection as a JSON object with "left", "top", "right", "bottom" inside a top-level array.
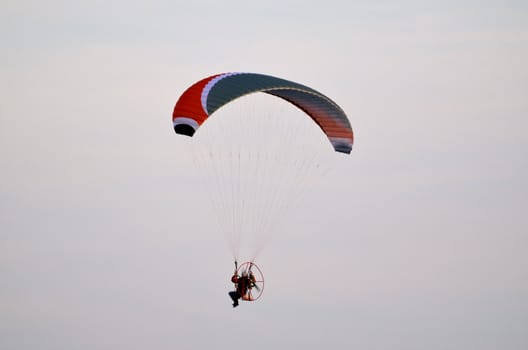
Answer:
[{"left": 228, "top": 291, "right": 239, "bottom": 307}]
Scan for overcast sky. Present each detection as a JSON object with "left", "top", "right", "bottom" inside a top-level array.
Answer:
[{"left": 1, "top": 1, "right": 527, "bottom": 349}]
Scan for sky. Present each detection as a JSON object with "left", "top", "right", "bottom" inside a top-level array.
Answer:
[{"left": 1, "top": 1, "right": 527, "bottom": 349}]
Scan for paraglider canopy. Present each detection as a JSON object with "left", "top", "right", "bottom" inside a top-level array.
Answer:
[{"left": 172, "top": 72, "right": 354, "bottom": 154}]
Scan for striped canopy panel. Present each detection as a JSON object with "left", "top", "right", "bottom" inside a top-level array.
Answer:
[{"left": 172, "top": 72, "right": 354, "bottom": 154}]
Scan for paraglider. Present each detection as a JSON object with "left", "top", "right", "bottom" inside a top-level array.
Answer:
[
  {"left": 228, "top": 261, "right": 264, "bottom": 307},
  {"left": 172, "top": 72, "right": 353, "bottom": 306}
]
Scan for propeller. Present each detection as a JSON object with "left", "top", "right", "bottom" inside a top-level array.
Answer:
[{"left": 233, "top": 261, "right": 264, "bottom": 301}]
